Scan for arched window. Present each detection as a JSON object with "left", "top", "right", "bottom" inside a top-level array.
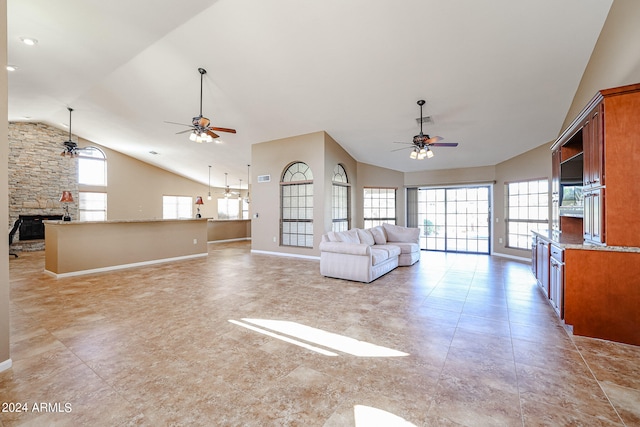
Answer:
[
  {"left": 332, "top": 164, "right": 350, "bottom": 231},
  {"left": 78, "top": 147, "right": 107, "bottom": 220},
  {"left": 78, "top": 146, "right": 106, "bottom": 186},
  {"left": 281, "top": 162, "right": 313, "bottom": 247}
]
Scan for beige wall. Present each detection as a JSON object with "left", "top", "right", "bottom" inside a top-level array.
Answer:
[
  {"left": 251, "top": 131, "right": 364, "bottom": 257},
  {"left": 494, "top": 142, "right": 553, "bottom": 258},
  {"left": 207, "top": 219, "right": 251, "bottom": 242},
  {"left": 44, "top": 219, "right": 208, "bottom": 275},
  {"left": 77, "top": 138, "right": 246, "bottom": 220},
  {"left": 355, "top": 162, "right": 405, "bottom": 228},
  {"left": 251, "top": 132, "right": 326, "bottom": 256},
  {"left": 404, "top": 166, "right": 497, "bottom": 188},
  {"left": 563, "top": 0, "right": 640, "bottom": 130},
  {"left": 1, "top": 0, "right": 10, "bottom": 369},
  {"left": 324, "top": 133, "right": 358, "bottom": 231}
]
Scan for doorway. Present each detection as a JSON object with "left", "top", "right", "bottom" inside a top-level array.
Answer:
[{"left": 416, "top": 186, "right": 491, "bottom": 254}]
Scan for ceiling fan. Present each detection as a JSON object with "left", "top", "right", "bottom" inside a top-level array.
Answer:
[
  {"left": 166, "top": 67, "right": 236, "bottom": 143},
  {"left": 218, "top": 173, "right": 240, "bottom": 198},
  {"left": 393, "top": 100, "right": 458, "bottom": 159},
  {"left": 60, "top": 107, "right": 88, "bottom": 157}
]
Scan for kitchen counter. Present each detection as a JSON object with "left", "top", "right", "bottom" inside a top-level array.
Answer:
[{"left": 44, "top": 218, "right": 208, "bottom": 277}]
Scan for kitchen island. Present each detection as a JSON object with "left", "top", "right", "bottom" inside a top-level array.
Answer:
[{"left": 44, "top": 218, "right": 208, "bottom": 277}]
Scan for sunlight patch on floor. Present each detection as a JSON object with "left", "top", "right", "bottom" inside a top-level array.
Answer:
[
  {"left": 354, "top": 405, "right": 417, "bottom": 426},
  {"left": 230, "top": 318, "right": 409, "bottom": 357}
]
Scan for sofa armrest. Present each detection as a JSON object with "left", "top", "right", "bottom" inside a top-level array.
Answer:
[{"left": 319, "top": 241, "right": 371, "bottom": 256}]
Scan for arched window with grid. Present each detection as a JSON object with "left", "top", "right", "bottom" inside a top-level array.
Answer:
[
  {"left": 332, "top": 164, "right": 350, "bottom": 232},
  {"left": 78, "top": 146, "right": 107, "bottom": 221},
  {"left": 281, "top": 162, "right": 313, "bottom": 247}
]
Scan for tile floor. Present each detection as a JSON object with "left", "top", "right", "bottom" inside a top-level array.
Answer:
[{"left": 1, "top": 241, "right": 639, "bottom": 426}]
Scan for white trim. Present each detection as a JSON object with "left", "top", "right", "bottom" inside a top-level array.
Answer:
[
  {"left": 0, "top": 358, "right": 12, "bottom": 373},
  {"left": 208, "top": 237, "right": 251, "bottom": 244},
  {"left": 491, "top": 251, "right": 532, "bottom": 263},
  {"left": 44, "top": 253, "right": 209, "bottom": 278},
  {"left": 250, "top": 249, "right": 320, "bottom": 260}
]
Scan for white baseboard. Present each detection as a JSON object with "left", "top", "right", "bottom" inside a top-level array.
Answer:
[
  {"left": 491, "top": 251, "right": 532, "bottom": 263},
  {"left": 0, "top": 358, "right": 12, "bottom": 373},
  {"left": 208, "top": 237, "right": 251, "bottom": 244},
  {"left": 250, "top": 249, "right": 320, "bottom": 260},
  {"left": 44, "top": 252, "right": 209, "bottom": 278}
]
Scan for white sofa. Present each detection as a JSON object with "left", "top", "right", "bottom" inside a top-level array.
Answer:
[{"left": 319, "top": 223, "right": 420, "bottom": 283}]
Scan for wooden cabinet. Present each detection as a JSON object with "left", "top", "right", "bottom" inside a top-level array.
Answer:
[
  {"left": 535, "top": 238, "right": 549, "bottom": 297},
  {"left": 551, "top": 149, "right": 560, "bottom": 232},
  {"left": 551, "top": 83, "right": 640, "bottom": 247},
  {"left": 583, "top": 101, "right": 604, "bottom": 189},
  {"left": 583, "top": 188, "right": 605, "bottom": 244},
  {"left": 541, "top": 83, "right": 640, "bottom": 346},
  {"left": 549, "top": 245, "right": 564, "bottom": 318}
]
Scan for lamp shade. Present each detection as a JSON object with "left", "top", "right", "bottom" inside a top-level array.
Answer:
[
  {"left": 59, "top": 191, "right": 74, "bottom": 202},
  {"left": 195, "top": 196, "right": 204, "bottom": 205}
]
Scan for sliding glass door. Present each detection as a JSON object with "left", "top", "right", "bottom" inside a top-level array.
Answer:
[{"left": 416, "top": 186, "right": 490, "bottom": 254}]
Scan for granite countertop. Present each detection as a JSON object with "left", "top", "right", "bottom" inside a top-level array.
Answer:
[
  {"left": 44, "top": 218, "right": 208, "bottom": 225},
  {"left": 532, "top": 230, "right": 640, "bottom": 253}
]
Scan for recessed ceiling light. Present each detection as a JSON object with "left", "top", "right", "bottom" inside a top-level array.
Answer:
[
  {"left": 19, "top": 37, "right": 38, "bottom": 46},
  {"left": 6, "top": 65, "right": 18, "bottom": 72}
]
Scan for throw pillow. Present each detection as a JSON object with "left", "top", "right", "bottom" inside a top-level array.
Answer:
[
  {"left": 356, "top": 228, "right": 375, "bottom": 246},
  {"left": 327, "top": 231, "right": 341, "bottom": 242},
  {"left": 370, "top": 226, "right": 387, "bottom": 245},
  {"left": 383, "top": 223, "right": 419, "bottom": 242},
  {"left": 338, "top": 229, "right": 361, "bottom": 243}
]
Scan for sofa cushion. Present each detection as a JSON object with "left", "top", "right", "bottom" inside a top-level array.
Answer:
[
  {"left": 327, "top": 231, "right": 341, "bottom": 242},
  {"left": 370, "top": 248, "right": 390, "bottom": 265},
  {"left": 370, "top": 226, "right": 387, "bottom": 245},
  {"left": 357, "top": 228, "right": 375, "bottom": 246},
  {"left": 388, "top": 242, "right": 419, "bottom": 254},
  {"left": 374, "top": 244, "right": 402, "bottom": 258},
  {"left": 383, "top": 223, "right": 419, "bottom": 243},
  {"left": 336, "top": 229, "right": 360, "bottom": 243}
]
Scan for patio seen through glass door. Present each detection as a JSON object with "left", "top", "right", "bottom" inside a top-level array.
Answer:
[{"left": 417, "top": 186, "right": 490, "bottom": 254}]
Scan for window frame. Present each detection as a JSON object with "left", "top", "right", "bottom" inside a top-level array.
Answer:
[
  {"left": 77, "top": 146, "right": 107, "bottom": 186},
  {"left": 505, "top": 178, "right": 549, "bottom": 250},
  {"left": 280, "top": 162, "right": 314, "bottom": 248},
  {"left": 78, "top": 191, "right": 107, "bottom": 221},
  {"left": 162, "top": 195, "right": 193, "bottom": 219},
  {"left": 363, "top": 187, "right": 397, "bottom": 229},
  {"left": 332, "top": 164, "right": 350, "bottom": 232}
]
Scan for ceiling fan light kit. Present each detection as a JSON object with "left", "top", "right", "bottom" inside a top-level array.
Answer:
[
  {"left": 393, "top": 99, "right": 459, "bottom": 160},
  {"left": 166, "top": 67, "right": 236, "bottom": 143}
]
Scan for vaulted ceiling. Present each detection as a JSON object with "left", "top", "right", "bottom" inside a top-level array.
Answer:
[{"left": 7, "top": 0, "right": 613, "bottom": 188}]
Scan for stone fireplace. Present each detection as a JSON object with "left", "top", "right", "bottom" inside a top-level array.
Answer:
[
  {"left": 18, "top": 215, "right": 64, "bottom": 240},
  {"left": 8, "top": 122, "right": 79, "bottom": 250}
]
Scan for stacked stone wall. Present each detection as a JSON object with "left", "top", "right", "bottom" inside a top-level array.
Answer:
[{"left": 8, "top": 122, "right": 78, "bottom": 242}]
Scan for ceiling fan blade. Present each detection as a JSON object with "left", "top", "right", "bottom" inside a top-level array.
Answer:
[
  {"left": 426, "top": 135, "right": 443, "bottom": 144},
  {"left": 391, "top": 146, "right": 414, "bottom": 152},
  {"left": 164, "top": 121, "right": 192, "bottom": 127},
  {"left": 205, "top": 130, "right": 220, "bottom": 139},
  {"left": 175, "top": 129, "right": 195, "bottom": 135},
  {"left": 430, "top": 142, "right": 459, "bottom": 147},
  {"left": 210, "top": 126, "right": 237, "bottom": 134}
]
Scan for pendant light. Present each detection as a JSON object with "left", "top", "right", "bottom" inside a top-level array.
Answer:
[
  {"left": 207, "top": 165, "right": 212, "bottom": 200},
  {"left": 245, "top": 164, "right": 251, "bottom": 204}
]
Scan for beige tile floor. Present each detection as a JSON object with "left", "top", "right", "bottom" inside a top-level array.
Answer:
[{"left": 1, "top": 241, "right": 639, "bottom": 426}]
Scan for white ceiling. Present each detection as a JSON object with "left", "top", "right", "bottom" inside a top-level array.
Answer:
[{"left": 7, "top": 0, "right": 613, "bottom": 189}]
